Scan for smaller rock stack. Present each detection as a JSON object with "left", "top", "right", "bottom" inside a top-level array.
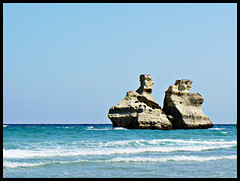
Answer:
[{"left": 163, "top": 79, "right": 213, "bottom": 129}]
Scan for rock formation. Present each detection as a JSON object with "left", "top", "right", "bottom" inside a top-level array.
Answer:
[
  {"left": 108, "top": 75, "right": 173, "bottom": 130},
  {"left": 108, "top": 75, "right": 213, "bottom": 130},
  {"left": 162, "top": 79, "right": 213, "bottom": 129}
]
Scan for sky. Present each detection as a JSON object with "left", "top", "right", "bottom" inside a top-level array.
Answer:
[{"left": 3, "top": 3, "right": 237, "bottom": 124}]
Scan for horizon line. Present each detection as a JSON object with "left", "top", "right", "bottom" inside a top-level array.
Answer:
[{"left": 3, "top": 123, "right": 236, "bottom": 125}]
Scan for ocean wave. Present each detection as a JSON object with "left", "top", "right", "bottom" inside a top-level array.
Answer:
[
  {"left": 96, "top": 139, "right": 237, "bottom": 147},
  {"left": 3, "top": 125, "right": 8, "bottom": 127},
  {"left": 106, "top": 155, "right": 237, "bottom": 163},
  {"left": 3, "top": 159, "right": 85, "bottom": 168},
  {"left": 3, "top": 155, "right": 237, "bottom": 168},
  {"left": 3, "top": 143, "right": 236, "bottom": 159},
  {"left": 113, "top": 127, "right": 128, "bottom": 130},
  {"left": 209, "top": 128, "right": 225, "bottom": 130},
  {"left": 18, "top": 138, "right": 235, "bottom": 149},
  {"left": 87, "top": 128, "right": 113, "bottom": 130},
  {"left": 86, "top": 126, "right": 113, "bottom": 130},
  {"left": 86, "top": 126, "right": 127, "bottom": 130},
  {"left": 3, "top": 138, "right": 236, "bottom": 159},
  {"left": 3, "top": 161, "right": 47, "bottom": 168}
]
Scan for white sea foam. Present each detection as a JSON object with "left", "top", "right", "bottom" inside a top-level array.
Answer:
[
  {"left": 113, "top": 127, "right": 128, "bottom": 130},
  {"left": 89, "top": 128, "right": 113, "bottom": 130},
  {"left": 3, "top": 155, "right": 237, "bottom": 168},
  {"left": 86, "top": 126, "right": 128, "bottom": 130},
  {"left": 3, "top": 161, "right": 47, "bottom": 168},
  {"left": 97, "top": 139, "right": 237, "bottom": 147},
  {"left": 3, "top": 159, "right": 85, "bottom": 168},
  {"left": 3, "top": 125, "right": 8, "bottom": 127},
  {"left": 4, "top": 138, "right": 235, "bottom": 150},
  {"left": 86, "top": 126, "right": 113, "bottom": 130},
  {"left": 3, "top": 138, "right": 236, "bottom": 159},
  {"left": 106, "top": 155, "right": 237, "bottom": 163},
  {"left": 209, "top": 128, "right": 225, "bottom": 130},
  {"left": 3, "top": 142, "right": 236, "bottom": 159}
]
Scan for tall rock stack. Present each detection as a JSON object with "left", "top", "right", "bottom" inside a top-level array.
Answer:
[
  {"left": 108, "top": 75, "right": 213, "bottom": 130},
  {"left": 162, "top": 79, "right": 213, "bottom": 129},
  {"left": 108, "top": 75, "right": 172, "bottom": 130}
]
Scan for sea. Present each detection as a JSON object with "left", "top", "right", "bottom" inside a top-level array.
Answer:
[{"left": 3, "top": 124, "right": 237, "bottom": 178}]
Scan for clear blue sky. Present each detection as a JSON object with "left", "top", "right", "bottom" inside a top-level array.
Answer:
[{"left": 3, "top": 3, "right": 237, "bottom": 124}]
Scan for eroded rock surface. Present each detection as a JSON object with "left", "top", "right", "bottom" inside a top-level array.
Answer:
[{"left": 162, "top": 79, "right": 213, "bottom": 129}]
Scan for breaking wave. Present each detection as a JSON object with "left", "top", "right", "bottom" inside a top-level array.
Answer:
[
  {"left": 3, "top": 155, "right": 237, "bottom": 168},
  {"left": 209, "top": 128, "right": 225, "bottom": 130},
  {"left": 3, "top": 142, "right": 236, "bottom": 159},
  {"left": 106, "top": 155, "right": 237, "bottom": 163}
]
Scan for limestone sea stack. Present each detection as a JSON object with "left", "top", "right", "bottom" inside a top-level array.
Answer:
[
  {"left": 108, "top": 75, "right": 173, "bottom": 130},
  {"left": 108, "top": 75, "right": 213, "bottom": 130},
  {"left": 163, "top": 79, "right": 213, "bottom": 129}
]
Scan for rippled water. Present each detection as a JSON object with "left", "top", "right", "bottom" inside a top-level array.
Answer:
[{"left": 3, "top": 124, "right": 237, "bottom": 178}]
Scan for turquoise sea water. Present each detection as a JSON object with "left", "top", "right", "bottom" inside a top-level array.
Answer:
[{"left": 3, "top": 124, "right": 237, "bottom": 178}]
